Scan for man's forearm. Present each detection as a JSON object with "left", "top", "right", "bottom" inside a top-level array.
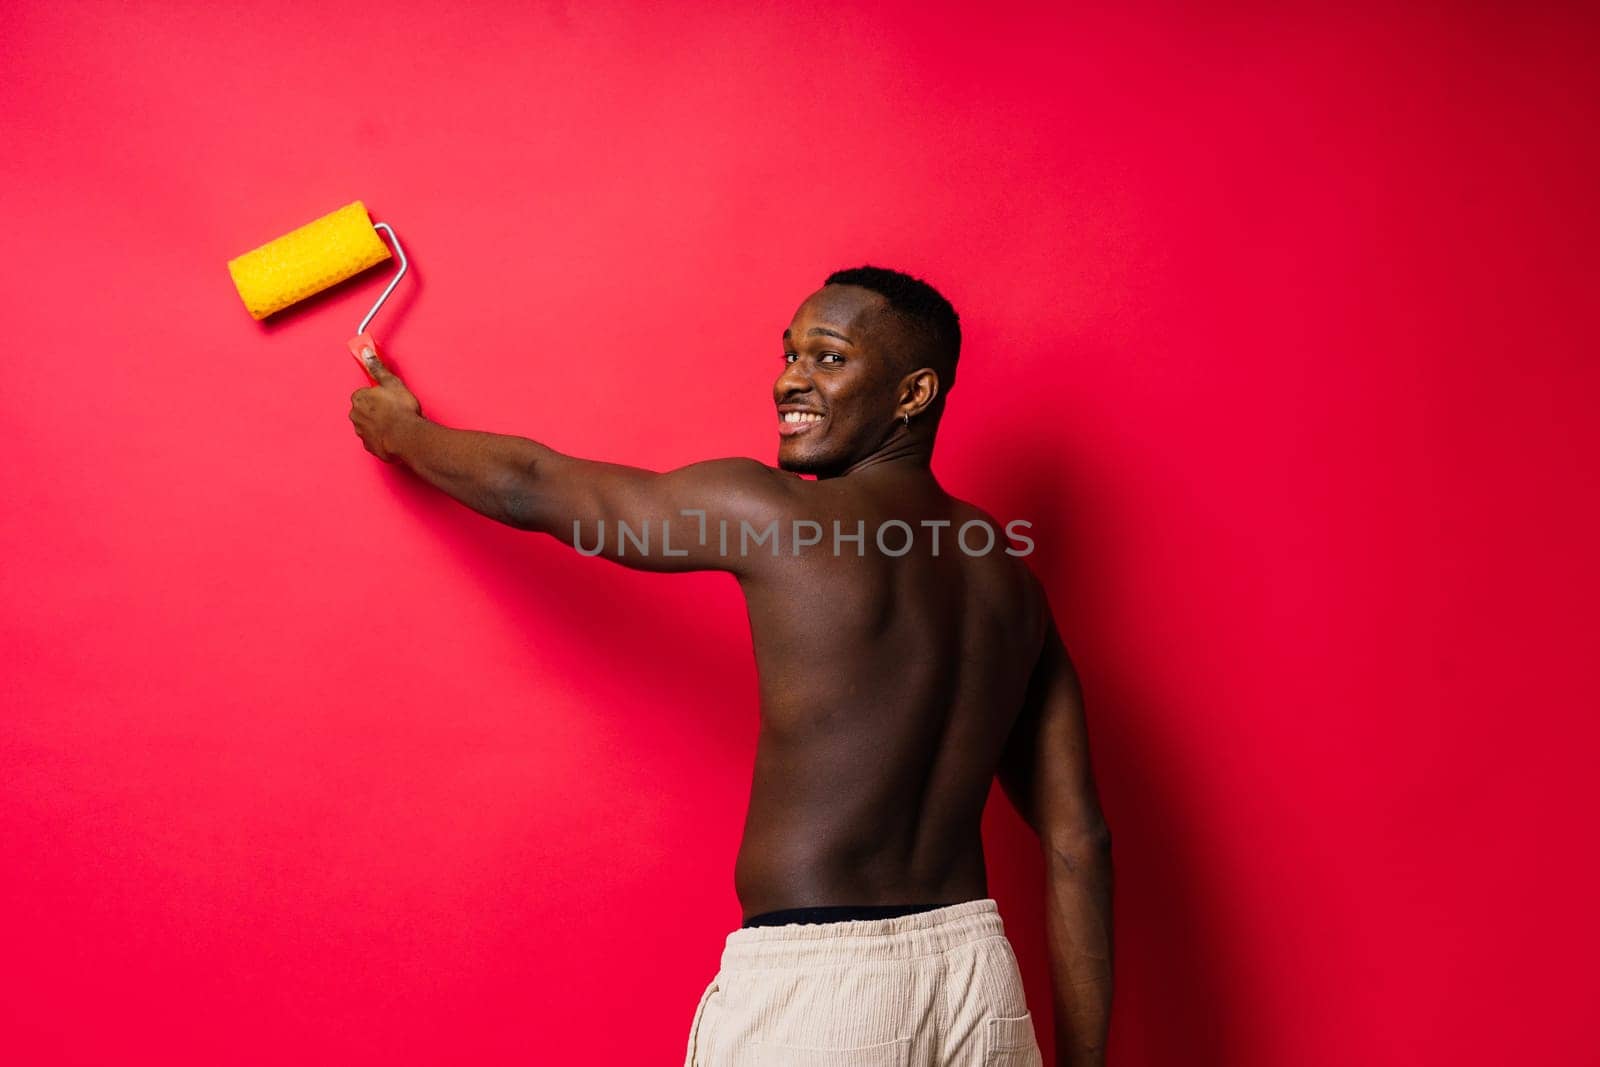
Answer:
[
  {"left": 1044, "top": 829, "right": 1113, "bottom": 1067},
  {"left": 389, "top": 416, "right": 550, "bottom": 527}
]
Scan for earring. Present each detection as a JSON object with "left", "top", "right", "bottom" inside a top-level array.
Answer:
[{"left": 902, "top": 413, "right": 911, "bottom": 427}]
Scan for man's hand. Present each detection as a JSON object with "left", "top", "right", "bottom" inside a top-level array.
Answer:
[{"left": 348, "top": 344, "right": 423, "bottom": 462}]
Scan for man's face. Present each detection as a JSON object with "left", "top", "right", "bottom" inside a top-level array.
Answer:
[{"left": 774, "top": 285, "right": 909, "bottom": 476}]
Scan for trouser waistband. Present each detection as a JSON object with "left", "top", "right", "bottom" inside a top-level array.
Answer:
[
  {"left": 741, "top": 902, "right": 948, "bottom": 928},
  {"left": 720, "top": 897, "right": 1006, "bottom": 972}
]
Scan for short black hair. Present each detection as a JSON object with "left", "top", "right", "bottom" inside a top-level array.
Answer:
[{"left": 824, "top": 265, "right": 961, "bottom": 392}]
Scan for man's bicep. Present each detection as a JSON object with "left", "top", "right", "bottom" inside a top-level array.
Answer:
[
  {"left": 517, "top": 454, "right": 792, "bottom": 573},
  {"left": 998, "top": 615, "right": 1109, "bottom": 851}
]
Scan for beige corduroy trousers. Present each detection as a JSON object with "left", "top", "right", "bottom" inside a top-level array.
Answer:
[{"left": 683, "top": 897, "right": 1043, "bottom": 1066}]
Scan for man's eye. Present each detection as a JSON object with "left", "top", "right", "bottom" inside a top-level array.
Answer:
[
  {"left": 783, "top": 352, "right": 797, "bottom": 363},
  {"left": 820, "top": 352, "right": 843, "bottom": 364}
]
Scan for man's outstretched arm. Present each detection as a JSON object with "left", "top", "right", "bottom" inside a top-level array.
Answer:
[
  {"left": 347, "top": 345, "right": 794, "bottom": 575},
  {"left": 997, "top": 609, "right": 1114, "bottom": 1067}
]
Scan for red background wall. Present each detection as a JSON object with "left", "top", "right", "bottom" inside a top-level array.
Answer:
[{"left": 2, "top": 3, "right": 1595, "bottom": 1064}]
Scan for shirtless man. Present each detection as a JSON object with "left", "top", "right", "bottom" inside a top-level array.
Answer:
[{"left": 348, "top": 267, "right": 1113, "bottom": 1066}]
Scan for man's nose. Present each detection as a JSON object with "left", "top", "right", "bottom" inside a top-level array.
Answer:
[{"left": 774, "top": 360, "right": 812, "bottom": 400}]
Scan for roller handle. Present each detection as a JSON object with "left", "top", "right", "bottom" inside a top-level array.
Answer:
[
  {"left": 348, "top": 221, "right": 407, "bottom": 381},
  {"left": 348, "top": 332, "right": 382, "bottom": 382}
]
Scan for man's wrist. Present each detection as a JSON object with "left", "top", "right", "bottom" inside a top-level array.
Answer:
[{"left": 388, "top": 413, "right": 432, "bottom": 464}]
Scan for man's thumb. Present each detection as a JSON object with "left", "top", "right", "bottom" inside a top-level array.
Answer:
[{"left": 359, "top": 344, "right": 392, "bottom": 382}]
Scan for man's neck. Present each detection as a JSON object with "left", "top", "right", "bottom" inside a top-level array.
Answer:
[{"left": 823, "top": 440, "right": 934, "bottom": 480}]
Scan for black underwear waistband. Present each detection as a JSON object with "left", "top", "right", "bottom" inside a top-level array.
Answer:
[{"left": 740, "top": 902, "right": 948, "bottom": 928}]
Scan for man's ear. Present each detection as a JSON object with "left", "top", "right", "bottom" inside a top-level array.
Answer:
[{"left": 899, "top": 367, "right": 941, "bottom": 419}]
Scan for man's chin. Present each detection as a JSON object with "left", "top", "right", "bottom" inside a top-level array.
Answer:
[{"left": 777, "top": 446, "right": 827, "bottom": 474}]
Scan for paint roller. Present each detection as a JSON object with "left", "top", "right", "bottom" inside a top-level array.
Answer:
[{"left": 226, "top": 200, "right": 408, "bottom": 379}]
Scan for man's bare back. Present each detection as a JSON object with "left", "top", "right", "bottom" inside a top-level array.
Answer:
[
  {"left": 734, "top": 464, "right": 1046, "bottom": 918},
  {"left": 349, "top": 269, "right": 1112, "bottom": 1064}
]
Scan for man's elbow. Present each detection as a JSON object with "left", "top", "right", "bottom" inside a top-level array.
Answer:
[
  {"left": 498, "top": 457, "right": 558, "bottom": 532},
  {"left": 499, "top": 490, "right": 542, "bottom": 532},
  {"left": 1045, "top": 819, "right": 1112, "bottom": 875}
]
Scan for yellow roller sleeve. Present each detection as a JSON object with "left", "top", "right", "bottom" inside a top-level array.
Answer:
[{"left": 227, "top": 201, "right": 392, "bottom": 320}]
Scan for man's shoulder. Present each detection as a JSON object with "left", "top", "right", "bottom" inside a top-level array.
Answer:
[
  {"left": 665, "top": 457, "right": 806, "bottom": 523},
  {"left": 941, "top": 492, "right": 1049, "bottom": 626},
  {"left": 941, "top": 489, "right": 999, "bottom": 525},
  {"left": 671, "top": 457, "right": 803, "bottom": 492}
]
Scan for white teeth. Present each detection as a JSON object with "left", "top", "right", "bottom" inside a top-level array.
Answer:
[{"left": 782, "top": 411, "right": 823, "bottom": 423}]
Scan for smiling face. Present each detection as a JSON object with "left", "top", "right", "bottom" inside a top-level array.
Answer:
[{"left": 774, "top": 285, "right": 914, "bottom": 476}]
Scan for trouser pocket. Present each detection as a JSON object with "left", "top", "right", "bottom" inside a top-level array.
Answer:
[{"left": 983, "top": 1012, "right": 1042, "bottom": 1066}]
